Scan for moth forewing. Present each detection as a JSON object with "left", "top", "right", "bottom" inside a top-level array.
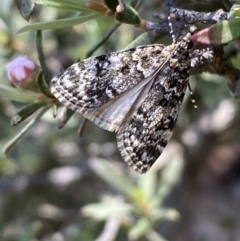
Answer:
[
  {"left": 83, "top": 73, "right": 158, "bottom": 132},
  {"left": 50, "top": 44, "right": 167, "bottom": 131},
  {"left": 117, "top": 64, "right": 190, "bottom": 173}
]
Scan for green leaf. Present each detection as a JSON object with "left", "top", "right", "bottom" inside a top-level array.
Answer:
[
  {"left": 228, "top": 4, "right": 240, "bottom": 19},
  {"left": 3, "top": 106, "right": 50, "bottom": 156},
  {"left": 151, "top": 208, "right": 180, "bottom": 222},
  {"left": 0, "top": 84, "right": 37, "bottom": 103},
  {"left": 137, "top": 169, "right": 157, "bottom": 202},
  {"left": 36, "top": 33, "right": 51, "bottom": 85},
  {"left": 82, "top": 196, "right": 132, "bottom": 220},
  {"left": 115, "top": 4, "right": 141, "bottom": 25},
  {"left": 128, "top": 218, "right": 151, "bottom": 240},
  {"left": 11, "top": 102, "right": 46, "bottom": 126},
  {"left": 36, "top": 0, "right": 93, "bottom": 12},
  {"left": 58, "top": 107, "right": 75, "bottom": 129},
  {"left": 89, "top": 157, "right": 136, "bottom": 199},
  {"left": 190, "top": 18, "right": 240, "bottom": 44},
  {"left": 16, "top": 13, "right": 103, "bottom": 33}
]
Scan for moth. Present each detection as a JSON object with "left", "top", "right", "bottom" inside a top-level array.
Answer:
[{"left": 50, "top": 30, "right": 194, "bottom": 173}]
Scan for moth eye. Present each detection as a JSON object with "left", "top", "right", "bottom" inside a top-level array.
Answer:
[
  {"left": 158, "top": 97, "right": 168, "bottom": 107},
  {"left": 187, "top": 41, "right": 194, "bottom": 50}
]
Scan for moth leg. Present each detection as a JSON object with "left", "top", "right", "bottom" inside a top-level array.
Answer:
[{"left": 190, "top": 47, "right": 214, "bottom": 68}]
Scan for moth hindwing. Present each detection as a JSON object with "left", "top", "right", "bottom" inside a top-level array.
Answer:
[{"left": 50, "top": 35, "right": 193, "bottom": 173}]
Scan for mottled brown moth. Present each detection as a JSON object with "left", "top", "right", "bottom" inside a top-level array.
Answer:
[{"left": 50, "top": 28, "right": 195, "bottom": 173}]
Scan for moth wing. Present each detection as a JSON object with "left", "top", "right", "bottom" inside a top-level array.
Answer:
[
  {"left": 116, "top": 74, "right": 189, "bottom": 173},
  {"left": 50, "top": 45, "right": 167, "bottom": 132}
]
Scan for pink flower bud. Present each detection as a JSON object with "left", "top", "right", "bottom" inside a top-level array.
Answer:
[{"left": 6, "top": 56, "right": 40, "bottom": 92}]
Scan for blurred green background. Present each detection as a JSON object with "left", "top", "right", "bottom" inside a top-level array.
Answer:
[{"left": 1, "top": 0, "right": 240, "bottom": 241}]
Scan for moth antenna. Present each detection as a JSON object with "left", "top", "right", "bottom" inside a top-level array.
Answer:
[
  {"left": 168, "top": 15, "right": 176, "bottom": 44},
  {"left": 188, "top": 83, "right": 198, "bottom": 111}
]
